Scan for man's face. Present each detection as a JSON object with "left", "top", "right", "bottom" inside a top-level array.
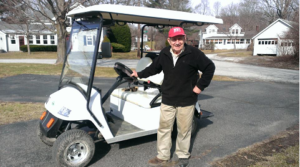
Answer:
[{"left": 167, "top": 35, "right": 186, "bottom": 54}]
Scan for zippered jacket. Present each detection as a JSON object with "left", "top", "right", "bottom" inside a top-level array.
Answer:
[{"left": 138, "top": 44, "right": 215, "bottom": 107}]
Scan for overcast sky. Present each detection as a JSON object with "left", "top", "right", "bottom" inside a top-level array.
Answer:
[{"left": 190, "top": 0, "right": 241, "bottom": 8}]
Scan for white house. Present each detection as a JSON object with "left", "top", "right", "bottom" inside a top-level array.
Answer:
[
  {"left": 0, "top": 3, "right": 86, "bottom": 53},
  {"left": 0, "top": 22, "right": 57, "bottom": 52},
  {"left": 252, "top": 19, "right": 296, "bottom": 56},
  {"left": 199, "top": 23, "right": 256, "bottom": 50}
]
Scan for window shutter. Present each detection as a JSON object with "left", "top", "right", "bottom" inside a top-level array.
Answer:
[{"left": 84, "top": 35, "right": 86, "bottom": 46}]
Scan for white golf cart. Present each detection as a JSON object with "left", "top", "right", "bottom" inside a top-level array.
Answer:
[{"left": 37, "top": 4, "right": 222, "bottom": 167}]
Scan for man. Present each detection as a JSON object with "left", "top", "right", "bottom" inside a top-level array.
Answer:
[{"left": 131, "top": 27, "right": 215, "bottom": 166}]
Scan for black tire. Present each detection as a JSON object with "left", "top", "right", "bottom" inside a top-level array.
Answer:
[
  {"left": 52, "top": 129, "right": 95, "bottom": 167},
  {"left": 37, "top": 121, "right": 56, "bottom": 146},
  {"left": 172, "top": 116, "right": 198, "bottom": 138}
]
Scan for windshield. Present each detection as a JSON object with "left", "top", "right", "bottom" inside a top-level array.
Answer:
[{"left": 60, "top": 19, "right": 101, "bottom": 89}]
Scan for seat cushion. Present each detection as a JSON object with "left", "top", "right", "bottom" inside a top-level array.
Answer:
[
  {"left": 136, "top": 57, "right": 164, "bottom": 85},
  {"left": 111, "top": 87, "right": 161, "bottom": 109}
]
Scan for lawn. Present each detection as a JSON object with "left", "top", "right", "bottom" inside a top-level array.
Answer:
[{"left": 0, "top": 49, "right": 252, "bottom": 59}]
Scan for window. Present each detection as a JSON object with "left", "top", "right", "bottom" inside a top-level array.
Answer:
[
  {"left": 29, "top": 35, "right": 33, "bottom": 44},
  {"left": 43, "top": 35, "right": 48, "bottom": 44},
  {"left": 36, "top": 35, "right": 40, "bottom": 44},
  {"left": 236, "top": 29, "right": 238, "bottom": 34},
  {"left": 209, "top": 29, "right": 212, "bottom": 33},
  {"left": 227, "top": 39, "right": 231, "bottom": 44},
  {"left": 11, "top": 36, "right": 16, "bottom": 44},
  {"left": 268, "top": 41, "right": 271, "bottom": 45},
  {"left": 219, "top": 39, "right": 222, "bottom": 44},
  {"left": 205, "top": 39, "right": 209, "bottom": 44},
  {"left": 50, "top": 35, "right": 55, "bottom": 44},
  {"left": 214, "top": 39, "right": 218, "bottom": 44},
  {"left": 236, "top": 39, "right": 240, "bottom": 44},
  {"left": 87, "top": 36, "right": 93, "bottom": 45},
  {"left": 212, "top": 29, "right": 215, "bottom": 33},
  {"left": 246, "top": 39, "right": 250, "bottom": 44},
  {"left": 272, "top": 41, "right": 275, "bottom": 45},
  {"left": 258, "top": 41, "right": 261, "bottom": 45},
  {"left": 232, "top": 30, "right": 235, "bottom": 34},
  {"left": 241, "top": 39, "right": 245, "bottom": 44}
]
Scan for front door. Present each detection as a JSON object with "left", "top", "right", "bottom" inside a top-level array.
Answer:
[{"left": 19, "top": 36, "right": 24, "bottom": 46}]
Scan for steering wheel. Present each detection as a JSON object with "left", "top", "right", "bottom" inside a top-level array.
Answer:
[{"left": 114, "top": 62, "right": 137, "bottom": 82}]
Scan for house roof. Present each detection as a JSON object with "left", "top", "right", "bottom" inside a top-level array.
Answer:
[
  {"left": 252, "top": 19, "right": 296, "bottom": 39},
  {"left": 0, "top": 21, "right": 55, "bottom": 35}
]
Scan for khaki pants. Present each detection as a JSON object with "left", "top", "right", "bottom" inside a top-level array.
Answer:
[{"left": 157, "top": 103, "right": 195, "bottom": 160}]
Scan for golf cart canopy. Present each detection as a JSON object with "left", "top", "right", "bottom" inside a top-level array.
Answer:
[{"left": 67, "top": 4, "right": 223, "bottom": 26}]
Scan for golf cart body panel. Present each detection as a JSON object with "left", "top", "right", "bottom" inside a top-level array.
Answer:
[
  {"left": 38, "top": 4, "right": 222, "bottom": 166},
  {"left": 45, "top": 86, "right": 114, "bottom": 140}
]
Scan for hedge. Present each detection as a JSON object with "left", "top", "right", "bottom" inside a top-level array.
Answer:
[
  {"left": 20, "top": 45, "right": 57, "bottom": 52},
  {"left": 111, "top": 43, "right": 125, "bottom": 52},
  {"left": 107, "top": 24, "right": 131, "bottom": 52}
]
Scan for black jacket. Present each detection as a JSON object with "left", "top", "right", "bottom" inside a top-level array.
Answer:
[{"left": 138, "top": 44, "right": 215, "bottom": 107}]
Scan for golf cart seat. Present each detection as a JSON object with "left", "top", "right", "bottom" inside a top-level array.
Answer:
[
  {"left": 111, "top": 53, "right": 163, "bottom": 109},
  {"left": 136, "top": 53, "right": 164, "bottom": 86}
]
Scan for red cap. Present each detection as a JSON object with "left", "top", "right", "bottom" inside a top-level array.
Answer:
[{"left": 168, "top": 27, "right": 186, "bottom": 38}]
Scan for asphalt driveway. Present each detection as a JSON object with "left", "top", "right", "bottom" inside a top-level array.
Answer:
[{"left": 0, "top": 75, "right": 298, "bottom": 167}]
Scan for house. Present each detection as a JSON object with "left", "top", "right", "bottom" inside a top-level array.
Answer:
[
  {"left": 0, "top": 22, "right": 57, "bottom": 52},
  {"left": 199, "top": 23, "right": 256, "bottom": 50},
  {"left": 252, "top": 19, "right": 296, "bottom": 56},
  {"left": 0, "top": 2, "right": 86, "bottom": 52}
]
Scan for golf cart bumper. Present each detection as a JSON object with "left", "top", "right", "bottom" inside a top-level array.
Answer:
[{"left": 39, "top": 110, "right": 63, "bottom": 138}]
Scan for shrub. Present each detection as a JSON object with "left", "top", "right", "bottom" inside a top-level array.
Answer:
[
  {"left": 103, "top": 35, "right": 110, "bottom": 43},
  {"left": 107, "top": 24, "right": 131, "bottom": 52},
  {"left": 165, "top": 40, "right": 170, "bottom": 47},
  {"left": 20, "top": 45, "right": 57, "bottom": 52},
  {"left": 111, "top": 43, "right": 125, "bottom": 52}
]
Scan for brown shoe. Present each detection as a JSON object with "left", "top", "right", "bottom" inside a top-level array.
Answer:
[{"left": 148, "top": 157, "right": 169, "bottom": 166}]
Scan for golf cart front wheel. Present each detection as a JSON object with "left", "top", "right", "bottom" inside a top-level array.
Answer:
[{"left": 52, "top": 129, "right": 95, "bottom": 167}]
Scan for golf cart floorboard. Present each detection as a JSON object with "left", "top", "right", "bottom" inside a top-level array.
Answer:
[{"left": 107, "top": 113, "right": 142, "bottom": 136}]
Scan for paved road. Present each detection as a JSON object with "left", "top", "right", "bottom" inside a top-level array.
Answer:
[
  {"left": 0, "top": 55, "right": 298, "bottom": 84},
  {"left": 0, "top": 75, "right": 298, "bottom": 167}
]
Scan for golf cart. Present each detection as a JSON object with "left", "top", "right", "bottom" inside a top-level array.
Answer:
[{"left": 37, "top": 4, "right": 222, "bottom": 167}]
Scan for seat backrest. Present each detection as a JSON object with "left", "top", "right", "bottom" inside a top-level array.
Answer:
[{"left": 136, "top": 57, "right": 164, "bottom": 85}]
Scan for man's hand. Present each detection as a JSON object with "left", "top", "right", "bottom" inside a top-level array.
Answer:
[
  {"left": 130, "top": 70, "right": 138, "bottom": 78},
  {"left": 193, "top": 86, "right": 201, "bottom": 94}
]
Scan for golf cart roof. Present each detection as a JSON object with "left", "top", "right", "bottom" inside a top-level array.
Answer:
[{"left": 67, "top": 4, "right": 223, "bottom": 26}]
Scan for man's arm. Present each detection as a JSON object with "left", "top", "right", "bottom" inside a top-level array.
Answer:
[
  {"left": 131, "top": 55, "right": 163, "bottom": 79},
  {"left": 195, "top": 51, "right": 216, "bottom": 91}
]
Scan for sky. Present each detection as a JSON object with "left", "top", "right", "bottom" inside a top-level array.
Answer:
[{"left": 190, "top": 0, "right": 241, "bottom": 9}]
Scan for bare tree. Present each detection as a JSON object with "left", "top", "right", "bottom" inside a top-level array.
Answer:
[
  {"left": 260, "top": 0, "right": 299, "bottom": 23},
  {"left": 213, "top": 1, "right": 221, "bottom": 17},
  {"left": 194, "top": 0, "right": 211, "bottom": 15},
  {"left": 238, "top": 0, "right": 265, "bottom": 31},
  {"left": 220, "top": 2, "right": 240, "bottom": 25}
]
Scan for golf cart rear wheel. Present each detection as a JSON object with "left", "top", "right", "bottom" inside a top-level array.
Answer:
[
  {"left": 37, "top": 121, "right": 56, "bottom": 146},
  {"left": 52, "top": 129, "right": 95, "bottom": 167}
]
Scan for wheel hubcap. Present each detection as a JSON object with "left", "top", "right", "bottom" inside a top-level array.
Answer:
[{"left": 67, "top": 142, "right": 88, "bottom": 164}]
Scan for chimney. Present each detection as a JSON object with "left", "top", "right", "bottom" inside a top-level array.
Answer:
[{"left": 256, "top": 26, "right": 259, "bottom": 32}]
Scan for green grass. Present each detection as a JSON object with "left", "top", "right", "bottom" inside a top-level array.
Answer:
[
  {"left": 249, "top": 145, "right": 299, "bottom": 167},
  {"left": 0, "top": 102, "right": 45, "bottom": 125},
  {"left": 0, "top": 50, "right": 252, "bottom": 60},
  {"left": 0, "top": 63, "right": 122, "bottom": 78},
  {"left": 0, "top": 52, "right": 58, "bottom": 59}
]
